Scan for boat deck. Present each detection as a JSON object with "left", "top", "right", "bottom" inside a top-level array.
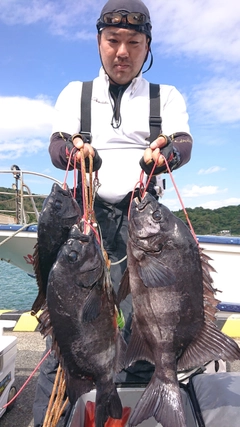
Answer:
[{"left": 1, "top": 330, "right": 240, "bottom": 427}]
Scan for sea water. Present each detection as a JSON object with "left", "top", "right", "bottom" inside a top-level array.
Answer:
[{"left": 0, "top": 261, "right": 38, "bottom": 311}]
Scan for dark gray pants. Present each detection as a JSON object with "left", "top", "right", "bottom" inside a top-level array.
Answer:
[{"left": 33, "top": 197, "right": 153, "bottom": 426}]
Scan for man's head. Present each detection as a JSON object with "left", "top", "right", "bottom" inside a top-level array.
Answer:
[
  {"left": 97, "top": 0, "right": 152, "bottom": 85},
  {"left": 97, "top": 0, "right": 152, "bottom": 43}
]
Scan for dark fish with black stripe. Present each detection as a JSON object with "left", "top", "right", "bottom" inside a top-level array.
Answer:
[
  {"left": 119, "top": 192, "right": 240, "bottom": 427},
  {"left": 39, "top": 224, "right": 124, "bottom": 427},
  {"left": 31, "top": 183, "right": 82, "bottom": 314}
]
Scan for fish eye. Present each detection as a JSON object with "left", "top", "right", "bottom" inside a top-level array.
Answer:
[
  {"left": 55, "top": 200, "right": 62, "bottom": 210},
  {"left": 68, "top": 251, "right": 78, "bottom": 262},
  {"left": 152, "top": 210, "right": 161, "bottom": 222}
]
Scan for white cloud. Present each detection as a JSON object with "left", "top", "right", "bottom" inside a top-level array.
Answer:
[
  {"left": 181, "top": 185, "right": 226, "bottom": 198},
  {"left": 0, "top": 95, "right": 54, "bottom": 139},
  {"left": 198, "top": 166, "right": 226, "bottom": 175},
  {"left": 0, "top": 95, "right": 54, "bottom": 159},
  {"left": 0, "top": 138, "right": 46, "bottom": 160},
  {"left": 1, "top": 0, "right": 240, "bottom": 63},
  {"left": 0, "top": 0, "right": 100, "bottom": 39},
  {"left": 163, "top": 194, "right": 240, "bottom": 210},
  {"left": 149, "top": 0, "right": 240, "bottom": 65},
  {"left": 190, "top": 78, "right": 240, "bottom": 124},
  {"left": 199, "top": 198, "right": 240, "bottom": 210}
]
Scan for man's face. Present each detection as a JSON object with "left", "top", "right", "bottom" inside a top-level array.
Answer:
[{"left": 98, "top": 27, "right": 149, "bottom": 85}]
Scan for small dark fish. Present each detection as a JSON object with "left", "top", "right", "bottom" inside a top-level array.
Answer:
[
  {"left": 119, "top": 192, "right": 240, "bottom": 427},
  {"left": 31, "top": 183, "right": 82, "bottom": 314},
  {"left": 39, "top": 224, "right": 125, "bottom": 427}
]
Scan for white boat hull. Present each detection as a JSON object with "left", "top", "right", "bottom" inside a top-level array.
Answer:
[
  {"left": 0, "top": 225, "right": 37, "bottom": 275},
  {"left": 197, "top": 236, "right": 240, "bottom": 304},
  {"left": 0, "top": 168, "right": 240, "bottom": 305}
]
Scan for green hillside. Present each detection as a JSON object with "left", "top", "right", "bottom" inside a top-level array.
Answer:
[
  {"left": 0, "top": 187, "right": 45, "bottom": 223},
  {"left": 173, "top": 205, "right": 240, "bottom": 236},
  {"left": 0, "top": 187, "right": 239, "bottom": 235}
]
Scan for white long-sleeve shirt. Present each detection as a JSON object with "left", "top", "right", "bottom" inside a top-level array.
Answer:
[{"left": 51, "top": 67, "right": 191, "bottom": 203}]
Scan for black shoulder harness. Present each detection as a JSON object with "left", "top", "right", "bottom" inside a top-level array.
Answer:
[{"left": 80, "top": 81, "right": 162, "bottom": 143}]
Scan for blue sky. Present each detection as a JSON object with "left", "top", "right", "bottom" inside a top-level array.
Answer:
[{"left": 0, "top": 0, "right": 240, "bottom": 211}]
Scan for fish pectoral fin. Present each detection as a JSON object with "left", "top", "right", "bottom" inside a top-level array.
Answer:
[
  {"left": 117, "top": 268, "right": 131, "bottom": 303},
  {"left": 138, "top": 255, "right": 176, "bottom": 288},
  {"left": 125, "top": 319, "right": 154, "bottom": 367},
  {"left": 31, "top": 292, "right": 46, "bottom": 316},
  {"left": 177, "top": 321, "right": 240, "bottom": 371},
  {"left": 82, "top": 287, "right": 102, "bottom": 322},
  {"left": 31, "top": 242, "right": 47, "bottom": 314}
]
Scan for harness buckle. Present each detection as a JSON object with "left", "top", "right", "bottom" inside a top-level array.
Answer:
[{"left": 80, "top": 131, "right": 92, "bottom": 144}]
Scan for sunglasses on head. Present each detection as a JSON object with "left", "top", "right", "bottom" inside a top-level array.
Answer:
[{"left": 102, "top": 12, "right": 147, "bottom": 26}]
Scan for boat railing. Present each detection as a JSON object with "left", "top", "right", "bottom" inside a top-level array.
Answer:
[{"left": 0, "top": 169, "right": 62, "bottom": 226}]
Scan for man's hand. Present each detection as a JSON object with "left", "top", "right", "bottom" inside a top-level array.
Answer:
[
  {"left": 66, "top": 134, "right": 102, "bottom": 172},
  {"left": 71, "top": 136, "right": 95, "bottom": 163},
  {"left": 140, "top": 134, "right": 175, "bottom": 175}
]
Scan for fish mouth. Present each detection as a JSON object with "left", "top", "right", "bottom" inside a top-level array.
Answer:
[{"left": 133, "top": 193, "right": 151, "bottom": 210}]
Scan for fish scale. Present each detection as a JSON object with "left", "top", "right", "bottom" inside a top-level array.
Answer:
[
  {"left": 39, "top": 224, "right": 126, "bottom": 427},
  {"left": 119, "top": 191, "right": 240, "bottom": 427},
  {"left": 31, "top": 182, "right": 82, "bottom": 314}
]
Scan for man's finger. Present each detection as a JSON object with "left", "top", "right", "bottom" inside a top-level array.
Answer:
[
  {"left": 73, "top": 138, "right": 84, "bottom": 149},
  {"left": 150, "top": 135, "right": 167, "bottom": 150},
  {"left": 143, "top": 147, "right": 153, "bottom": 164},
  {"left": 83, "top": 143, "right": 95, "bottom": 158}
]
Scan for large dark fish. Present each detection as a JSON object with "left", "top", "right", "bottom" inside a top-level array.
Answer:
[
  {"left": 39, "top": 224, "right": 124, "bottom": 427},
  {"left": 119, "top": 192, "right": 240, "bottom": 427},
  {"left": 31, "top": 183, "right": 82, "bottom": 314}
]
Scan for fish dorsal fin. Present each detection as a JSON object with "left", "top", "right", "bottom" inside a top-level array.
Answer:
[
  {"left": 31, "top": 242, "right": 46, "bottom": 314},
  {"left": 38, "top": 303, "right": 53, "bottom": 338},
  {"left": 125, "top": 318, "right": 154, "bottom": 367},
  {"left": 199, "top": 247, "right": 221, "bottom": 323},
  {"left": 138, "top": 254, "right": 176, "bottom": 288}
]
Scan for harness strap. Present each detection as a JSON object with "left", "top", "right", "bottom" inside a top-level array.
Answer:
[
  {"left": 147, "top": 83, "right": 162, "bottom": 142},
  {"left": 80, "top": 80, "right": 93, "bottom": 143},
  {"left": 80, "top": 81, "right": 162, "bottom": 142}
]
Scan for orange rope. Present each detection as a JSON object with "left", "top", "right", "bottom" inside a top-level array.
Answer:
[{"left": 43, "top": 364, "right": 69, "bottom": 427}]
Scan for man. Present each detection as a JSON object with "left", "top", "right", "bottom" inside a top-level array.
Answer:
[{"left": 33, "top": 0, "right": 193, "bottom": 425}]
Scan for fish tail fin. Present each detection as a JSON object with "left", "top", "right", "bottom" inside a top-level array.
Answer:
[
  {"left": 95, "top": 384, "right": 122, "bottom": 427},
  {"left": 129, "top": 373, "right": 187, "bottom": 427}
]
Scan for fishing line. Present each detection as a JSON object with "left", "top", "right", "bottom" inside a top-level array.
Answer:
[
  {"left": 63, "top": 147, "right": 75, "bottom": 190},
  {"left": 64, "top": 145, "right": 126, "bottom": 261},
  {"left": 135, "top": 152, "right": 198, "bottom": 244},
  {"left": 127, "top": 171, "right": 145, "bottom": 219},
  {"left": 162, "top": 155, "right": 198, "bottom": 244},
  {"left": 73, "top": 154, "right": 78, "bottom": 199}
]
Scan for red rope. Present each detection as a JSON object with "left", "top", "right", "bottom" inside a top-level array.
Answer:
[
  {"left": 1, "top": 349, "right": 51, "bottom": 409},
  {"left": 134, "top": 154, "right": 198, "bottom": 244},
  {"left": 162, "top": 155, "right": 198, "bottom": 244}
]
